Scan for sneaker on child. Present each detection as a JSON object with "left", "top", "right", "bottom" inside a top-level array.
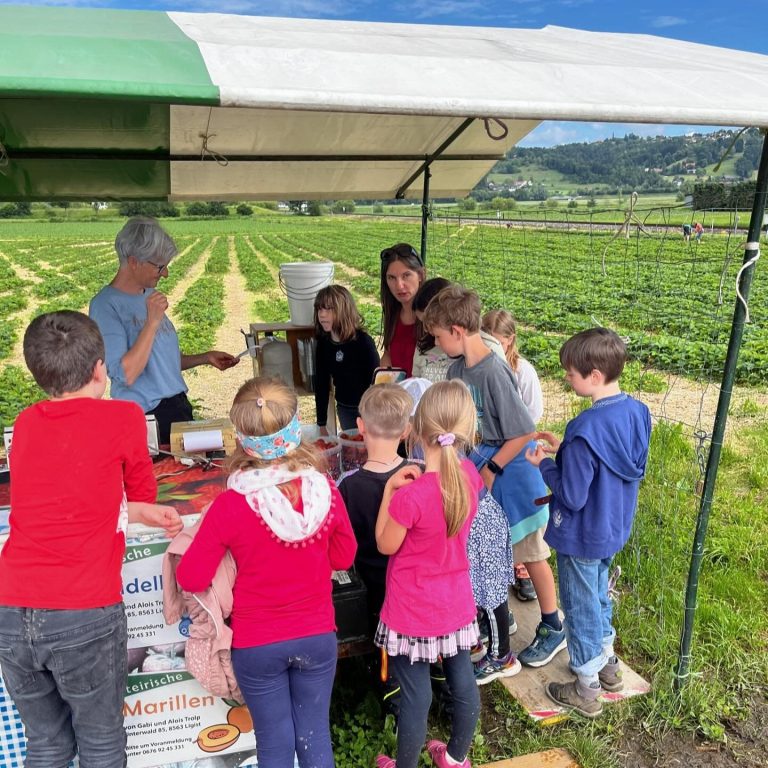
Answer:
[
  {"left": 426, "top": 739, "right": 471, "bottom": 768},
  {"left": 545, "top": 680, "right": 603, "bottom": 718},
  {"left": 469, "top": 640, "right": 487, "bottom": 663},
  {"left": 598, "top": 656, "right": 624, "bottom": 692},
  {"left": 517, "top": 622, "right": 567, "bottom": 668},
  {"left": 375, "top": 755, "right": 397, "bottom": 768},
  {"left": 512, "top": 563, "right": 537, "bottom": 601},
  {"left": 473, "top": 650, "right": 522, "bottom": 685}
]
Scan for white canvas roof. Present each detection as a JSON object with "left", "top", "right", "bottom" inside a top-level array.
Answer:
[{"left": 1, "top": 6, "right": 767, "bottom": 201}]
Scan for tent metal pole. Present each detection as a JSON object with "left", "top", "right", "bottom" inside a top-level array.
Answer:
[
  {"left": 421, "top": 163, "right": 432, "bottom": 263},
  {"left": 674, "top": 128, "right": 768, "bottom": 690},
  {"left": 395, "top": 118, "right": 475, "bottom": 199}
]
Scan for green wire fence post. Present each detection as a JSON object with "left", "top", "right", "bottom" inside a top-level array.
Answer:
[{"left": 675, "top": 128, "right": 768, "bottom": 690}]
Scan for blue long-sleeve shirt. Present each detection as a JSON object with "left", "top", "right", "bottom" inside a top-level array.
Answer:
[{"left": 539, "top": 393, "right": 651, "bottom": 560}]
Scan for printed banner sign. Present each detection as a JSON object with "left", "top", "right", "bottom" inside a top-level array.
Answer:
[
  {"left": 124, "top": 537, "right": 186, "bottom": 652},
  {"left": 124, "top": 672, "right": 256, "bottom": 767}
]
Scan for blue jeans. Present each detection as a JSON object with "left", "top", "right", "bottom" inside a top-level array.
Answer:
[
  {"left": 390, "top": 651, "right": 480, "bottom": 768},
  {"left": 556, "top": 553, "right": 616, "bottom": 680},
  {"left": 0, "top": 603, "right": 127, "bottom": 768},
  {"left": 232, "top": 632, "right": 337, "bottom": 768}
]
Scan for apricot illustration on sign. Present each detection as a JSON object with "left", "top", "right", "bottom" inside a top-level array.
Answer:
[
  {"left": 227, "top": 703, "right": 253, "bottom": 733},
  {"left": 196, "top": 723, "right": 239, "bottom": 753}
]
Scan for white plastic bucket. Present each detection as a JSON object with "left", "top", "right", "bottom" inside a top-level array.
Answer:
[{"left": 279, "top": 262, "right": 335, "bottom": 326}]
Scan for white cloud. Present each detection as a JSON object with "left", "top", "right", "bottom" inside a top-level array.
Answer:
[
  {"left": 651, "top": 15, "right": 685, "bottom": 28},
  {"left": 519, "top": 123, "right": 586, "bottom": 147}
]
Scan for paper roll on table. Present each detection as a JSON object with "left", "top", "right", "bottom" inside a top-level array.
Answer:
[{"left": 181, "top": 430, "right": 224, "bottom": 453}]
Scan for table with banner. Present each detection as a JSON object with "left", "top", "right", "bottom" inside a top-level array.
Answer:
[{"left": 0, "top": 456, "right": 368, "bottom": 768}]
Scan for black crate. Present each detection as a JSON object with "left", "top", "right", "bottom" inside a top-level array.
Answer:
[{"left": 332, "top": 570, "right": 369, "bottom": 643}]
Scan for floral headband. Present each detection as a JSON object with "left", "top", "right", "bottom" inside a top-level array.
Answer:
[{"left": 236, "top": 411, "right": 302, "bottom": 460}]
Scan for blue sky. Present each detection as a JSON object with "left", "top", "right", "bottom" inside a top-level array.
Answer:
[{"left": 4, "top": 0, "right": 768, "bottom": 146}]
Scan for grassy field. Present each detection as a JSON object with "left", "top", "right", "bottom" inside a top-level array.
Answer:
[{"left": 0, "top": 214, "right": 766, "bottom": 766}]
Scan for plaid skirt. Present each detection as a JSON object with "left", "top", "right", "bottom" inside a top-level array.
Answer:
[{"left": 374, "top": 619, "right": 480, "bottom": 663}]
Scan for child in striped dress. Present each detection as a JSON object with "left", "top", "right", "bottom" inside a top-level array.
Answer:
[{"left": 374, "top": 380, "right": 482, "bottom": 768}]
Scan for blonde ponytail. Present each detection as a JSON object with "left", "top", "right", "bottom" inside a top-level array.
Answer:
[{"left": 412, "top": 380, "right": 477, "bottom": 537}]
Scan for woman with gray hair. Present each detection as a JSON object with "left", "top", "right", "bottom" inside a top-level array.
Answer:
[{"left": 89, "top": 217, "right": 239, "bottom": 443}]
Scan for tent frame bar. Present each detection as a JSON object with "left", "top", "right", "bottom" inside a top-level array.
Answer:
[
  {"left": 395, "top": 118, "right": 476, "bottom": 200},
  {"left": 8, "top": 151, "right": 502, "bottom": 163},
  {"left": 395, "top": 117, "right": 476, "bottom": 263}
]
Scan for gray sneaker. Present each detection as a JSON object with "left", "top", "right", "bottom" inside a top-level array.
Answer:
[
  {"left": 546, "top": 680, "right": 603, "bottom": 718},
  {"left": 598, "top": 657, "right": 624, "bottom": 692},
  {"left": 518, "top": 622, "right": 567, "bottom": 667}
]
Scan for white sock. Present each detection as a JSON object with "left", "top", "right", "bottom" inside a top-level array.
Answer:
[{"left": 445, "top": 752, "right": 464, "bottom": 766}]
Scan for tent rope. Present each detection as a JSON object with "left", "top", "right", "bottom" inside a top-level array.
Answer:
[
  {"left": 736, "top": 242, "right": 761, "bottom": 322},
  {"left": 199, "top": 108, "right": 229, "bottom": 166},
  {"left": 483, "top": 118, "right": 509, "bottom": 140}
]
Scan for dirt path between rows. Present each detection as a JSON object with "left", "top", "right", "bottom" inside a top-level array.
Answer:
[{"left": 184, "top": 236, "right": 255, "bottom": 419}]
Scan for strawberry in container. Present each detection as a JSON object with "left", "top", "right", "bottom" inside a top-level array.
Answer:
[
  {"left": 338, "top": 428, "right": 367, "bottom": 472},
  {"left": 312, "top": 435, "right": 342, "bottom": 481}
]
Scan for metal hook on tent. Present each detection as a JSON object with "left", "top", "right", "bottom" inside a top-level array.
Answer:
[{"left": 483, "top": 118, "right": 509, "bottom": 141}]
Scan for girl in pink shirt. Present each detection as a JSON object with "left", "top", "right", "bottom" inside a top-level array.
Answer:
[
  {"left": 374, "top": 380, "right": 483, "bottom": 768},
  {"left": 176, "top": 377, "right": 356, "bottom": 768}
]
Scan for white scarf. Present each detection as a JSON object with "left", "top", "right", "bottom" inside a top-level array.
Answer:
[{"left": 227, "top": 466, "right": 331, "bottom": 543}]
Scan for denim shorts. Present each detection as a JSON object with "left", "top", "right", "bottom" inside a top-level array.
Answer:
[{"left": 0, "top": 603, "right": 128, "bottom": 768}]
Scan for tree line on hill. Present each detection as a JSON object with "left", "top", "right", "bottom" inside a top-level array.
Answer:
[{"left": 473, "top": 128, "right": 762, "bottom": 200}]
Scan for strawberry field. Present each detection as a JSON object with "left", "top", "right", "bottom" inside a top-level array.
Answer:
[
  {"left": 1, "top": 213, "right": 767, "bottom": 766},
  {"left": 0, "top": 213, "right": 765, "bottom": 429}
]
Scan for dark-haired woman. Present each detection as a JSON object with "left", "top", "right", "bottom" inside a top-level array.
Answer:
[{"left": 379, "top": 243, "right": 426, "bottom": 377}]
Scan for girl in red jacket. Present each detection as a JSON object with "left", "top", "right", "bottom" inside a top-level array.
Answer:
[{"left": 177, "top": 376, "right": 357, "bottom": 768}]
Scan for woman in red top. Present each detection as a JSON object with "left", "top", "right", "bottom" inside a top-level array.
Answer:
[
  {"left": 176, "top": 377, "right": 356, "bottom": 768},
  {"left": 379, "top": 243, "right": 426, "bottom": 377}
]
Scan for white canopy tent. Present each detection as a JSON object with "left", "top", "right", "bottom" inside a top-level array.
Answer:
[{"left": 2, "top": 6, "right": 768, "bottom": 202}]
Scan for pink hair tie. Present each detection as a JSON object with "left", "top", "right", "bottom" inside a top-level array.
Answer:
[
  {"left": 437, "top": 433, "right": 455, "bottom": 447},
  {"left": 256, "top": 397, "right": 265, "bottom": 407}
]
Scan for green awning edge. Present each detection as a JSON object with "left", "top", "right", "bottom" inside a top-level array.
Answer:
[{"left": 0, "top": 6, "right": 219, "bottom": 105}]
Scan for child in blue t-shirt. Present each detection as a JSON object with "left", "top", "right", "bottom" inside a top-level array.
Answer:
[{"left": 526, "top": 327, "right": 651, "bottom": 718}]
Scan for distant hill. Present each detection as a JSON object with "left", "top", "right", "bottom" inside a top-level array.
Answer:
[{"left": 473, "top": 128, "right": 762, "bottom": 200}]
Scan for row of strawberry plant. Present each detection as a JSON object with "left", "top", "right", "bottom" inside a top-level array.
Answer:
[{"left": 175, "top": 244, "right": 227, "bottom": 353}]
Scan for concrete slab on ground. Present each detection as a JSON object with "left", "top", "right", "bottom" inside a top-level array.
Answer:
[{"left": 502, "top": 596, "right": 650, "bottom": 725}]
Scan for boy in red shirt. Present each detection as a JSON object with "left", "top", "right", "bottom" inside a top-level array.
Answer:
[{"left": 0, "top": 311, "right": 181, "bottom": 768}]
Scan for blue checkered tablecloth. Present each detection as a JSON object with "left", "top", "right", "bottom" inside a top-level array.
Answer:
[{"left": 0, "top": 665, "right": 25, "bottom": 768}]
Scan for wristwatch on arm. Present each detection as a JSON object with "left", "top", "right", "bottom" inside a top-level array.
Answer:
[{"left": 485, "top": 458, "right": 504, "bottom": 476}]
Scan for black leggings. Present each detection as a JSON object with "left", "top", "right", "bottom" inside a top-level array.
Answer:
[
  {"left": 486, "top": 601, "right": 510, "bottom": 658},
  {"left": 390, "top": 651, "right": 480, "bottom": 768}
]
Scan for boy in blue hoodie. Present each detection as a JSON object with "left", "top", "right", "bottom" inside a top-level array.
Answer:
[{"left": 526, "top": 328, "right": 651, "bottom": 717}]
